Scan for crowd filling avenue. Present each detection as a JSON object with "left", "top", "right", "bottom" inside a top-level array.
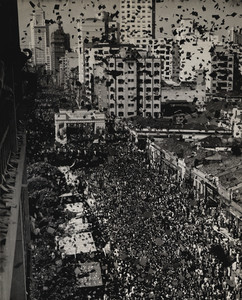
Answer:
[{"left": 1, "top": 0, "right": 242, "bottom": 299}]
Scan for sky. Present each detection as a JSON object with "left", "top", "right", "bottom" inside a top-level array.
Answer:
[{"left": 18, "top": 0, "right": 242, "bottom": 49}]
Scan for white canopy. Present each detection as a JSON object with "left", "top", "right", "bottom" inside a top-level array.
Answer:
[{"left": 57, "top": 232, "right": 96, "bottom": 255}]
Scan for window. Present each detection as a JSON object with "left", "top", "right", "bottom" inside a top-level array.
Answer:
[
  {"left": 146, "top": 104, "right": 151, "bottom": 108},
  {"left": 110, "top": 103, "right": 114, "bottom": 108},
  {"left": 118, "top": 104, "right": 124, "bottom": 108},
  {"left": 110, "top": 63, "right": 114, "bottom": 67},
  {"left": 118, "top": 112, "right": 124, "bottom": 117},
  {"left": 118, "top": 62, "right": 123, "bottom": 68},
  {"left": 118, "top": 87, "right": 124, "bottom": 92},
  {"left": 128, "top": 112, "right": 134, "bottom": 115}
]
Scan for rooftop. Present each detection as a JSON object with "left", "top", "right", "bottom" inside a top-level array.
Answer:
[
  {"left": 219, "top": 166, "right": 242, "bottom": 189},
  {"left": 155, "top": 137, "right": 210, "bottom": 167},
  {"left": 198, "top": 153, "right": 242, "bottom": 177},
  {"left": 131, "top": 116, "right": 223, "bottom": 131}
]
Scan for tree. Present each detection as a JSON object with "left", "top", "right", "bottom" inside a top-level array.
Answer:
[
  {"left": 214, "top": 110, "right": 220, "bottom": 118},
  {"left": 231, "top": 144, "right": 241, "bottom": 156}
]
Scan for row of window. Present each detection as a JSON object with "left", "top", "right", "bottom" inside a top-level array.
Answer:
[{"left": 110, "top": 111, "right": 160, "bottom": 118}]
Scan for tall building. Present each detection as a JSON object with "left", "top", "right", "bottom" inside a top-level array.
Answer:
[
  {"left": 128, "top": 37, "right": 180, "bottom": 82},
  {"left": 77, "top": 18, "right": 105, "bottom": 83},
  {"left": 120, "top": 0, "right": 156, "bottom": 43},
  {"left": 51, "top": 21, "right": 70, "bottom": 74},
  {"left": 176, "top": 18, "right": 194, "bottom": 41},
  {"left": 228, "top": 27, "right": 242, "bottom": 46},
  {"left": 210, "top": 45, "right": 241, "bottom": 95},
  {"left": 77, "top": 15, "right": 120, "bottom": 84},
  {"left": 59, "top": 50, "right": 78, "bottom": 89},
  {"left": 30, "top": 7, "right": 51, "bottom": 71},
  {"left": 107, "top": 53, "right": 138, "bottom": 118},
  {"left": 176, "top": 18, "right": 220, "bottom": 90},
  {"left": 137, "top": 55, "right": 163, "bottom": 118},
  {"left": 105, "top": 48, "right": 163, "bottom": 118},
  {"left": 0, "top": 0, "right": 31, "bottom": 299}
]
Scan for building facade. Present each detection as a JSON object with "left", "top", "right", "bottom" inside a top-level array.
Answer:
[
  {"left": 120, "top": 0, "right": 156, "bottom": 43},
  {"left": 77, "top": 18, "right": 105, "bottom": 83},
  {"left": 176, "top": 18, "right": 220, "bottom": 91},
  {"left": 59, "top": 50, "right": 78, "bottom": 89},
  {"left": 51, "top": 21, "right": 70, "bottom": 74},
  {"left": 106, "top": 48, "right": 164, "bottom": 118},
  {"left": 210, "top": 45, "right": 241, "bottom": 95},
  {"left": 0, "top": 0, "right": 31, "bottom": 299},
  {"left": 138, "top": 56, "right": 163, "bottom": 117},
  {"left": 30, "top": 7, "right": 51, "bottom": 71}
]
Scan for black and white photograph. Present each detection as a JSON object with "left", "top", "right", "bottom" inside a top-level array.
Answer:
[{"left": 0, "top": 0, "right": 242, "bottom": 299}]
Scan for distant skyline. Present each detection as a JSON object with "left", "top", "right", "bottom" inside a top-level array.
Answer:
[{"left": 18, "top": 0, "right": 242, "bottom": 49}]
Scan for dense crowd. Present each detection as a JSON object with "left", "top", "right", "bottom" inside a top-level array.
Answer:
[
  {"left": 26, "top": 92, "right": 241, "bottom": 299},
  {"left": 84, "top": 135, "right": 241, "bottom": 300}
]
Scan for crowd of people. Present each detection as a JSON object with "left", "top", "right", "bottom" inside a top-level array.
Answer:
[{"left": 26, "top": 90, "right": 241, "bottom": 299}]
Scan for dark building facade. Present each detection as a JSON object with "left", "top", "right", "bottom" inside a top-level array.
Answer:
[
  {"left": 51, "top": 21, "right": 70, "bottom": 74},
  {"left": 210, "top": 45, "right": 242, "bottom": 95},
  {"left": 0, "top": 0, "right": 31, "bottom": 299}
]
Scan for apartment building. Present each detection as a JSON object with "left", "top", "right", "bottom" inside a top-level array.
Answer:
[
  {"left": 120, "top": 0, "right": 155, "bottom": 42},
  {"left": 210, "top": 45, "right": 240, "bottom": 94},
  {"left": 106, "top": 48, "right": 163, "bottom": 118},
  {"left": 138, "top": 56, "right": 163, "bottom": 118}
]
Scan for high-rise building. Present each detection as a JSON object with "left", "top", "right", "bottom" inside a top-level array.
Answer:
[
  {"left": 210, "top": 45, "right": 241, "bottom": 95},
  {"left": 175, "top": 18, "right": 220, "bottom": 90},
  {"left": 77, "top": 16, "right": 119, "bottom": 84},
  {"left": 228, "top": 27, "right": 242, "bottom": 46},
  {"left": 77, "top": 18, "right": 105, "bottom": 83},
  {"left": 107, "top": 54, "right": 138, "bottom": 118},
  {"left": 120, "top": 0, "right": 156, "bottom": 43},
  {"left": 137, "top": 56, "right": 163, "bottom": 118},
  {"left": 30, "top": 7, "right": 51, "bottom": 71},
  {"left": 128, "top": 37, "right": 180, "bottom": 82},
  {"left": 51, "top": 21, "right": 70, "bottom": 74},
  {"left": 105, "top": 48, "right": 163, "bottom": 118},
  {"left": 59, "top": 50, "right": 78, "bottom": 89}
]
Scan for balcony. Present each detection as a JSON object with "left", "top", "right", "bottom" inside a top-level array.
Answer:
[{"left": 0, "top": 130, "right": 30, "bottom": 300}]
